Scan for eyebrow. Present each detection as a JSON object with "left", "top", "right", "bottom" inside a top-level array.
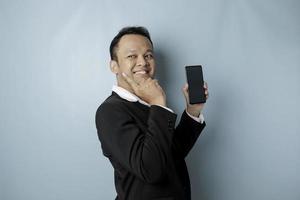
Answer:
[
  {"left": 127, "top": 49, "right": 153, "bottom": 53},
  {"left": 145, "top": 49, "right": 153, "bottom": 53}
]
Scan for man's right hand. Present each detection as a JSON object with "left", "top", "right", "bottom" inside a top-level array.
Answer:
[{"left": 122, "top": 73, "right": 166, "bottom": 107}]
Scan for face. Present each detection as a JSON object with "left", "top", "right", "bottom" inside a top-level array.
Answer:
[{"left": 110, "top": 34, "right": 155, "bottom": 92}]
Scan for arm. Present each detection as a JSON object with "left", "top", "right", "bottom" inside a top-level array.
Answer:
[
  {"left": 96, "top": 103, "right": 177, "bottom": 183},
  {"left": 171, "top": 82, "right": 209, "bottom": 158},
  {"left": 172, "top": 110, "right": 206, "bottom": 158}
]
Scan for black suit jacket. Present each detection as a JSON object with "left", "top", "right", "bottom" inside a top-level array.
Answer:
[{"left": 95, "top": 92, "right": 205, "bottom": 200}]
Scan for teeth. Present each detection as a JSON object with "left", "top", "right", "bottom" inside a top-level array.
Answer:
[{"left": 135, "top": 70, "right": 146, "bottom": 75}]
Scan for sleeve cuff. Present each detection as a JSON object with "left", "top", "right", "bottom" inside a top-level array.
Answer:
[
  {"left": 155, "top": 105, "right": 174, "bottom": 113},
  {"left": 185, "top": 110, "right": 205, "bottom": 124}
]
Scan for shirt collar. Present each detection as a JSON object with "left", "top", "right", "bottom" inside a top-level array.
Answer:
[{"left": 112, "top": 85, "right": 150, "bottom": 107}]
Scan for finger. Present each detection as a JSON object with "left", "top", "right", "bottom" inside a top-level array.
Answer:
[
  {"left": 146, "top": 77, "right": 154, "bottom": 83},
  {"left": 182, "top": 83, "right": 188, "bottom": 94},
  {"left": 122, "top": 72, "right": 139, "bottom": 90},
  {"left": 182, "top": 83, "right": 189, "bottom": 102},
  {"left": 183, "top": 83, "right": 188, "bottom": 90},
  {"left": 152, "top": 79, "right": 158, "bottom": 84},
  {"left": 204, "top": 82, "right": 208, "bottom": 89},
  {"left": 152, "top": 79, "right": 161, "bottom": 86}
]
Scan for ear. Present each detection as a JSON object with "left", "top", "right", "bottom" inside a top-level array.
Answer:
[{"left": 110, "top": 60, "right": 119, "bottom": 74}]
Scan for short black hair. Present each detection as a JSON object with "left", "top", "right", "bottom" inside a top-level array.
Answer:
[{"left": 109, "top": 26, "right": 153, "bottom": 61}]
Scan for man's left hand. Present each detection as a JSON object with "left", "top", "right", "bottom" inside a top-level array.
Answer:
[{"left": 182, "top": 82, "right": 209, "bottom": 117}]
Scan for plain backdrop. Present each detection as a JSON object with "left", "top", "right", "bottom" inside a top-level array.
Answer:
[{"left": 1, "top": 0, "right": 299, "bottom": 200}]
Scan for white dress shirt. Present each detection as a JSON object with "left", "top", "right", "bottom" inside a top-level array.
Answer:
[{"left": 112, "top": 85, "right": 204, "bottom": 124}]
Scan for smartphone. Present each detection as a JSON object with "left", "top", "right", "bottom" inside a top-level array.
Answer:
[{"left": 185, "top": 65, "right": 206, "bottom": 104}]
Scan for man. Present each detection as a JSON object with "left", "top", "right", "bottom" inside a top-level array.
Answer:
[{"left": 95, "top": 26, "right": 209, "bottom": 200}]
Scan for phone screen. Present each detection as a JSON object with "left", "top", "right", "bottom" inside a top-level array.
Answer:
[{"left": 185, "top": 65, "right": 206, "bottom": 104}]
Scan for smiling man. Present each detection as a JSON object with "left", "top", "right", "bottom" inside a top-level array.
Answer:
[{"left": 95, "top": 26, "right": 209, "bottom": 200}]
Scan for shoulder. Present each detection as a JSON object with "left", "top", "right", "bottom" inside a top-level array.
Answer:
[
  {"left": 95, "top": 92, "right": 134, "bottom": 124},
  {"left": 96, "top": 92, "right": 125, "bottom": 113}
]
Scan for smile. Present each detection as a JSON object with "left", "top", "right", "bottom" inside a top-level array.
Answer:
[{"left": 133, "top": 70, "right": 148, "bottom": 75}]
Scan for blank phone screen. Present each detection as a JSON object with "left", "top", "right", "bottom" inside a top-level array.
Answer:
[{"left": 185, "top": 65, "right": 206, "bottom": 104}]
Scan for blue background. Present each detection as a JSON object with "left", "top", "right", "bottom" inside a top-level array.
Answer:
[{"left": 1, "top": 0, "right": 299, "bottom": 199}]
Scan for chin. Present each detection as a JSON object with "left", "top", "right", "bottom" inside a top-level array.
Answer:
[
  {"left": 133, "top": 75, "right": 148, "bottom": 83},
  {"left": 135, "top": 73, "right": 149, "bottom": 77}
]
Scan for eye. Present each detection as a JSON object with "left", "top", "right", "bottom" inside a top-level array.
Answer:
[
  {"left": 127, "top": 55, "right": 137, "bottom": 59},
  {"left": 144, "top": 54, "right": 153, "bottom": 59}
]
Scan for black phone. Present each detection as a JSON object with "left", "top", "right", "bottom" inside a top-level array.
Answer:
[{"left": 185, "top": 65, "right": 206, "bottom": 104}]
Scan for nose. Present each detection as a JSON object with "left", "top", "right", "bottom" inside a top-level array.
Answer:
[{"left": 136, "top": 55, "right": 148, "bottom": 67}]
